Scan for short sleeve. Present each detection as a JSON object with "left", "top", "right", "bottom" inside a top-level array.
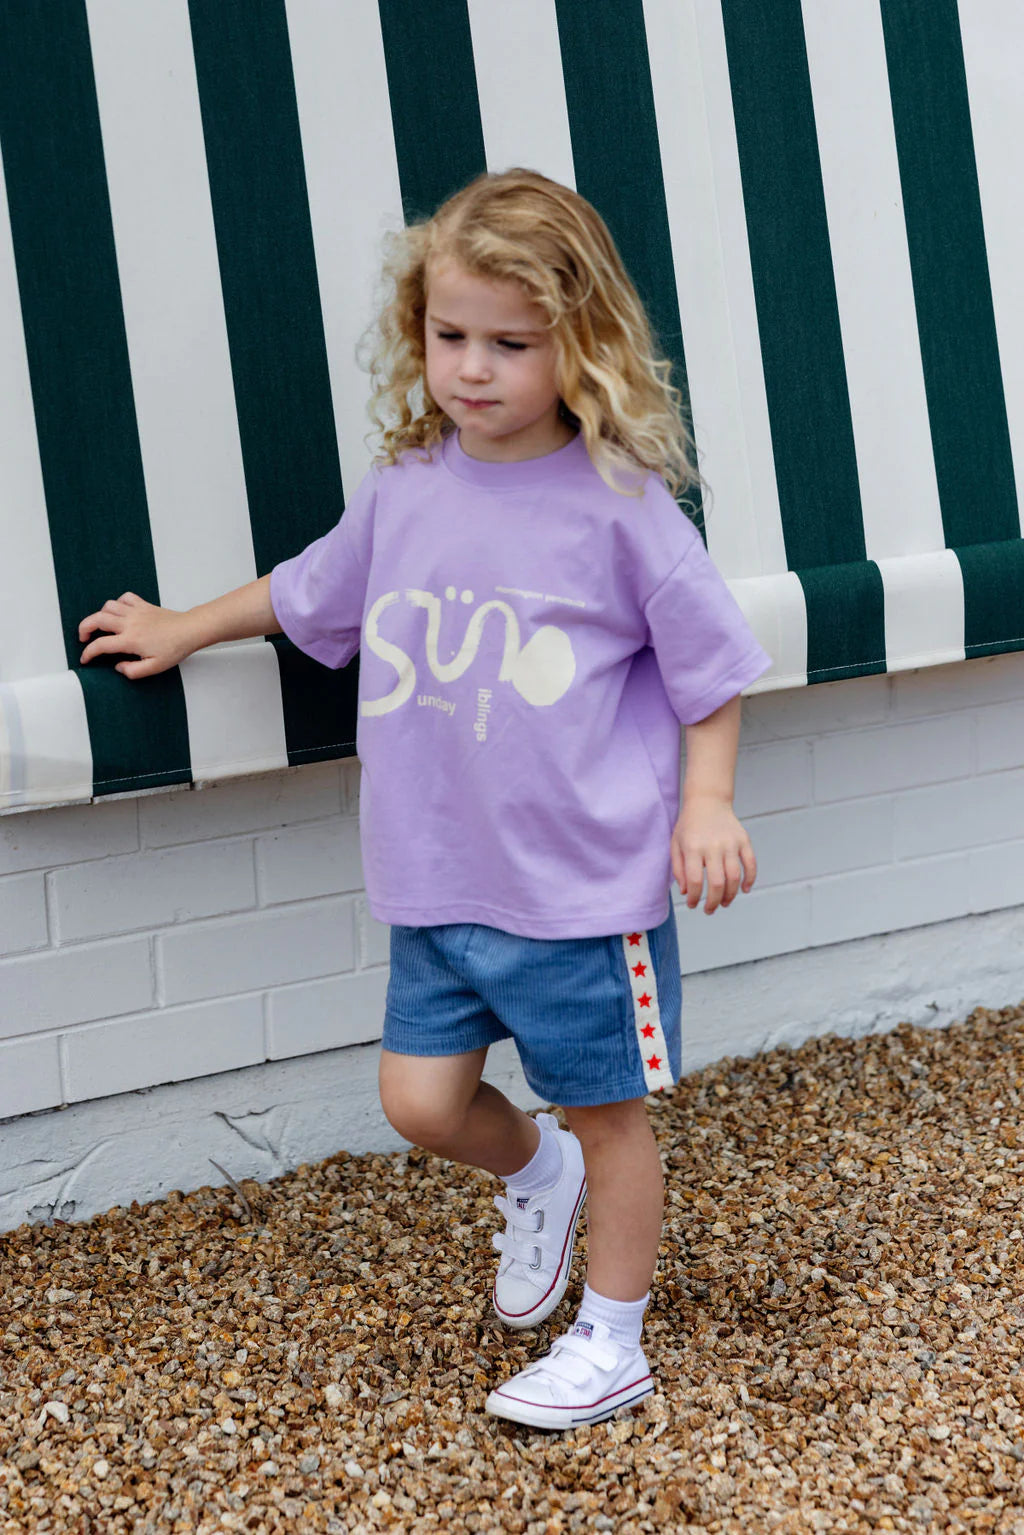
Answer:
[
  {"left": 269, "top": 468, "right": 377, "bottom": 669},
  {"left": 644, "top": 538, "right": 772, "bottom": 724}
]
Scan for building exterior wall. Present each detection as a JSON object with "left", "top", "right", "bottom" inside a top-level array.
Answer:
[{"left": 3, "top": 652, "right": 1024, "bottom": 1230}]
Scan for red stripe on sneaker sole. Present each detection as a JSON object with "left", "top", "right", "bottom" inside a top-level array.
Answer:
[{"left": 491, "top": 1372, "right": 654, "bottom": 1420}]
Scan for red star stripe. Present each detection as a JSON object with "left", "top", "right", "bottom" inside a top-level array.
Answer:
[
  {"left": 646, "top": 1054, "right": 662, "bottom": 1071},
  {"left": 631, "top": 961, "right": 647, "bottom": 978},
  {"left": 637, "top": 992, "right": 652, "bottom": 1008},
  {"left": 641, "top": 1023, "right": 656, "bottom": 1039},
  {"left": 626, "top": 932, "right": 642, "bottom": 946}
]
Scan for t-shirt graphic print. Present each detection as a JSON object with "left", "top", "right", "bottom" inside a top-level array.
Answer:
[{"left": 361, "top": 582, "right": 577, "bottom": 721}]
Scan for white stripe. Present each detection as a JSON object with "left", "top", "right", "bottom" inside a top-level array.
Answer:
[
  {"left": 467, "top": 0, "right": 576, "bottom": 186},
  {"left": 801, "top": 0, "right": 943, "bottom": 562},
  {"left": 287, "top": 0, "right": 404, "bottom": 499},
  {"left": 622, "top": 930, "right": 674, "bottom": 1094},
  {"left": 730, "top": 572, "right": 809, "bottom": 692},
  {"left": 0, "top": 155, "right": 67, "bottom": 682},
  {"left": 0, "top": 676, "right": 92, "bottom": 811},
  {"left": 688, "top": 0, "right": 787, "bottom": 578},
  {"left": 878, "top": 551, "right": 966, "bottom": 673},
  {"left": 644, "top": 0, "right": 765, "bottom": 579},
  {"left": 87, "top": 0, "right": 288, "bottom": 782},
  {"left": 959, "top": 1, "right": 1024, "bottom": 535}
]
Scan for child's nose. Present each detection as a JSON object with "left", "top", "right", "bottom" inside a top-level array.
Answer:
[{"left": 459, "top": 342, "right": 492, "bottom": 380}]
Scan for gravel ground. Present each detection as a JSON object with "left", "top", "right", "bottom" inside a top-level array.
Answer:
[{"left": 3, "top": 1003, "right": 1024, "bottom": 1534}]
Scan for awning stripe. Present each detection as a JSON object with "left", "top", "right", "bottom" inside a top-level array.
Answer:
[
  {"left": 188, "top": 0, "right": 357, "bottom": 769},
  {"left": 955, "top": 541, "right": 1024, "bottom": 661},
  {"left": 796, "top": 562, "right": 887, "bottom": 686},
  {"left": 87, "top": 0, "right": 288, "bottom": 784},
  {"left": 959, "top": 3, "right": 1024, "bottom": 534},
  {"left": 880, "top": 0, "right": 1019, "bottom": 548},
  {"left": 0, "top": 0, "right": 192, "bottom": 798},
  {"left": 720, "top": 0, "right": 867, "bottom": 574},
  {"left": 467, "top": 0, "right": 576, "bottom": 188},
  {"left": 377, "top": 0, "right": 487, "bottom": 226},
  {"left": 554, "top": 0, "right": 702, "bottom": 530},
  {"left": 285, "top": 0, "right": 405, "bottom": 500},
  {"left": 801, "top": 0, "right": 943, "bottom": 563},
  {"left": 0, "top": 154, "right": 66, "bottom": 684},
  {"left": 679, "top": 0, "right": 788, "bottom": 579}
]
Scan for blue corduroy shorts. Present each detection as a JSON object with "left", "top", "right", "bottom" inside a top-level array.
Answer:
[{"left": 381, "top": 908, "right": 682, "bottom": 1107}]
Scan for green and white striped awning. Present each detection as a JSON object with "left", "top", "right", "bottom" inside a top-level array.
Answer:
[{"left": 1, "top": 0, "right": 1021, "bottom": 813}]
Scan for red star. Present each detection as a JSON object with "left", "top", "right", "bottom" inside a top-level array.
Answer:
[
  {"left": 637, "top": 992, "right": 652, "bottom": 1008},
  {"left": 641, "top": 1022, "right": 656, "bottom": 1039},
  {"left": 631, "top": 961, "right": 647, "bottom": 978},
  {"left": 626, "top": 932, "right": 642, "bottom": 946},
  {"left": 646, "top": 1054, "right": 662, "bottom": 1071}
]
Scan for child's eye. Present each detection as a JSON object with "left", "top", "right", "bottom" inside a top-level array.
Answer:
[
  {"left": 498, "top": 340, "right": 527, "bottom": 351},
  {"left": 436, "top": 331, "right": 462, "bottom": 342}
]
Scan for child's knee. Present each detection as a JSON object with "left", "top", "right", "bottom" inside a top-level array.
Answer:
[
  {"left": 563, "top": 1097, "right": 651, "bottom": 1146},
  {"left": 378, "top": 1053, "right": 469, "bottom": 1148}
]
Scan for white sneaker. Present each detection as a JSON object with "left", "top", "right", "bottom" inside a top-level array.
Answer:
[
  {"left": 491, "top": 1112, "right": 587, "bottom": 1330},
  {"left": 485, "top": 1318, "right": 654, "bottom": 1428}
]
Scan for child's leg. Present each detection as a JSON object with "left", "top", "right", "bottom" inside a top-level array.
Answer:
[
  {"left": 563, "top": 1096, "right": 663, "bottom": 1301},
  {"left": 484, "top": 1095, "right": 661, "bottom": 1427},
  {"left": 379, "top": 1046, "right": 540, "bottom": 1178}
]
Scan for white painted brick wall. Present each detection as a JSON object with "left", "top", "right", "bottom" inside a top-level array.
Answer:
[{"left": 3, "top": 654, "right": 1024, "bottom": 1151}]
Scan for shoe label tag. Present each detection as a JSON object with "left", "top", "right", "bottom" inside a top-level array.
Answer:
[
  {"left": 573, "top": 1320, "right": 594, "bottom": 1340},
  {"left": 515, "top": 1196, "right": 530, "bottom": 1210}
]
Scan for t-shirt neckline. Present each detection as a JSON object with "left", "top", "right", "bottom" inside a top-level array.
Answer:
[{"left": 441, "top": 428, "right": 587, "bottom": 488}]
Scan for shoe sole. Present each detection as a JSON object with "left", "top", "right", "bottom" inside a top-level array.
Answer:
[
  {"left": 484, "top": 1374, "right": 654, "bottom": 1429},
  {"left": 492, "top": 1177, "right": 587, "bottom": 1330}
]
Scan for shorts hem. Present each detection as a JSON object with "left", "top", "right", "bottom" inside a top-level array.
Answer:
[
  {"left": 381, "top": 1011, "right": 511, "bottom": 1057},
  {"left": 523, "top": 1072, "right": 681, "bottom": 1108}
]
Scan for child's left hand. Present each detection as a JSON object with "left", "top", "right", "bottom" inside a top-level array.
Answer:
[{"left": 671, "top": 795, "right": 757, "bottom": 914}]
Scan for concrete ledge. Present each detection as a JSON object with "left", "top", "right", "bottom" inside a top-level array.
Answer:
[{"left": 3, "top": 903, "right": 1023, "bottom": 1234}]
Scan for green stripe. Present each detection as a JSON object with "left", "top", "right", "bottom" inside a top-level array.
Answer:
[
  {"left": 553, "top": 0, "right": 703, "bottom": 532},
  {"left": 188, "top": 0, "right": 357, "bottom": 763},
  {"left": 721, "top": 0, "right": 866, "bottom": 572},
  {"left": 880, "top": 1, "right": 1018, "bottom": 547},
  {"left": 0, "top": 0, "right": 191, "bottom": 798},
  {"left": 377, "top": 0, "right": 486, "bottom": 223},
  {"left": 797, "top": 563, "right": 887, "bottom": 684},
  {"left": 954, "top": 543, "right": 1024, "bottom": 661}
]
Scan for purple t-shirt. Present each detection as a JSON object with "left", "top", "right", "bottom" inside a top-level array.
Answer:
[{"left": 270, "top": 430, "right": 771, "bottom": 938}]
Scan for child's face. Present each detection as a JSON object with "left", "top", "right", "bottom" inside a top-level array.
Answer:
[{"left": 424, "top": 260, "right": 573, "bottom": 461}]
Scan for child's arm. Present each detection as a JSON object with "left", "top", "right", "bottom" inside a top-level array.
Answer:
[
  {"left": 78, "top": 575, "right": 282, "bottom": 680},
  {"left": 671, "top": 694, "right": 756, "bottom": 915}
]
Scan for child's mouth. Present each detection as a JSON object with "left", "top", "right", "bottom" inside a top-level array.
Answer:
[{"left": 458, "top": 397, "right": 497, "bottom": 410}]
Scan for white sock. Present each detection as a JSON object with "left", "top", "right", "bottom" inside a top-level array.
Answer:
[
  {"left": 575, "top": 1283, "right": 649, "bottom": 1350},
  {"left": 503, "top": 1120, "right": 562, "bottom": 1197}
]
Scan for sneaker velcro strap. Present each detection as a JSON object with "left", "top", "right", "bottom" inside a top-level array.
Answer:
[
  {"left": 492, "top": 1231, "right": 542, "bottom": 1267},
  {"left": 549, "top": 1333, "right": 619, "bottom": 1372},
  {"left": 492, "top": 1192, "right": 542, "bottom": 1232}
]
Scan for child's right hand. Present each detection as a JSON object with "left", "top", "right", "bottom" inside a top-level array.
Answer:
[{"left": 78, "top": 592, "right": 198, "bottom": 680}]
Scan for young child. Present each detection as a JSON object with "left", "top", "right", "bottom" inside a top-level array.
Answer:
[{"left": 79, "top": 169, "right": 771, "bottom": 1431}]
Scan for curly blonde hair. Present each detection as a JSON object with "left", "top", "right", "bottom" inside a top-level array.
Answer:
[{"left": 364, "top": 168, "right": 700, "bottom": 502}]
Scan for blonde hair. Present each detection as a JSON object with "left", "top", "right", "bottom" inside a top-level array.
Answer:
[{"left": 364, "top": 168, "right": 701, "bottom": 502}]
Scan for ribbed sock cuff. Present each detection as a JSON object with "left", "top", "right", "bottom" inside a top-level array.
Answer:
[
  {"left": 503, "top": 1120, "right": 562, "bottom": 1197},
  {"left": 577, "top": 1282, "right": 650, "bottom": 1349}
]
